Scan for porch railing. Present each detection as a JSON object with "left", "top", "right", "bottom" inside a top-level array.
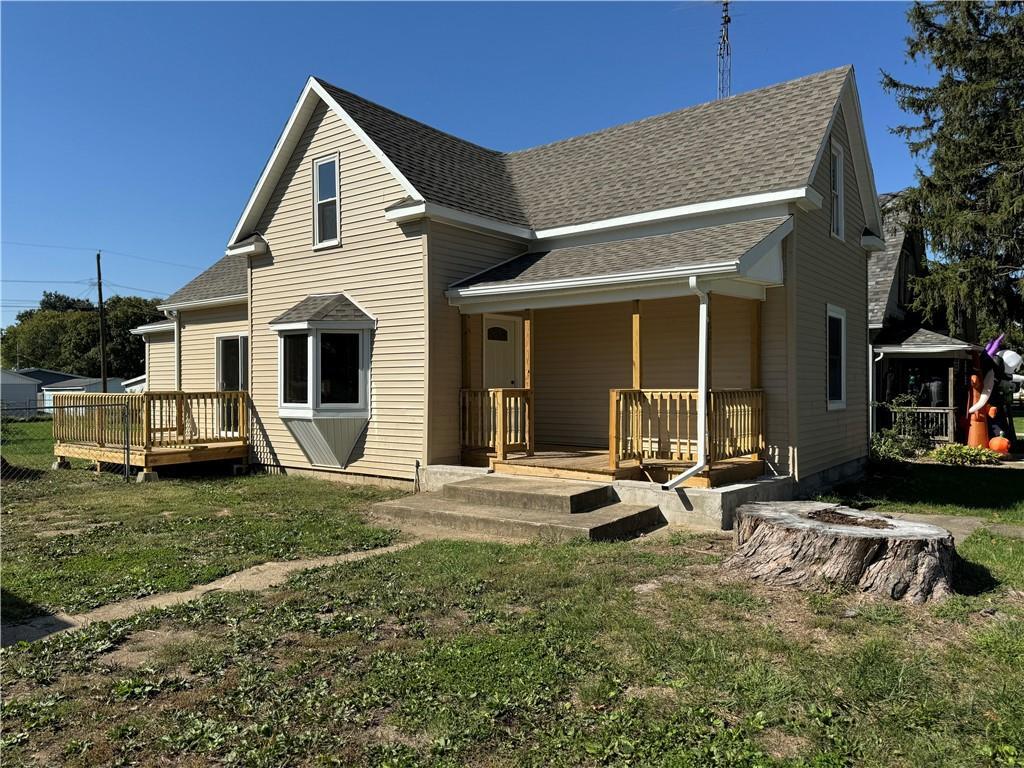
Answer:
[
  {"left": 891, "top": 405, "right": 956, "bottom": 444},
  {"left": 459, "top": 388, "right": 533, "bottom": 460},
  {"left": 53, "top": 391, "right": 248, "bottom": 450},
  {"left": 609, "top": 388, "right": 764, "bottom": 468}
]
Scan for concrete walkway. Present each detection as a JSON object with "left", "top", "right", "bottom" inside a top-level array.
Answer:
[
  {"left": 1, "top": 542, "right": 417, "bottom": 647},
  {"left": 888, "top": 512, "right": 1024, "bottom": 544}
]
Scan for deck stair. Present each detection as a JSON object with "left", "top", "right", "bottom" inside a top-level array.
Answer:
[{"left": 372, "top": 475, "right": 664, "bottom": 541}]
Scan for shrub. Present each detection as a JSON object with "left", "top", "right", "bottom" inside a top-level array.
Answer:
[
  {"left": 870, "top": 394, "right": 931, "bottom": 463},
  {"left": 930, "top": 444, "right": 1002, "bottom": 466}
]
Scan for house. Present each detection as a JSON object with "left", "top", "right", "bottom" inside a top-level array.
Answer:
[
  {"left": 89, "top": 65, "right": 878, "bottom": 506},
  {"left": 122, "top": 374, "right": 146, "bottom": 393},
  {"left": 42, "top": 377, "right": 124, "bottom": 409},
  {"left": 867, "top": 193, "right": 977, "bottom": 442},
  {"left": 14, "top": 367, "right": 85, "bottom": 393},
  {"left": 1, "top": 369, "right": 41, "bottom": 416}
]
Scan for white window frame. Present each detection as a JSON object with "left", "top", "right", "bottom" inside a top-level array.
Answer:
[
  {"left": 313, "top": 153, "right": 340, "bottom": 249},
  {"left": 830, "top": 143, "right": 844, "bottom": 241},
  {"left": 274, "top": 322, "right": 372, "bottom": 419},
  {"left": 826, "top": 304, "right": 847, "bottom": 411},
  {"left": 214, "top": 333, "right": 249, "bottom": 392}
]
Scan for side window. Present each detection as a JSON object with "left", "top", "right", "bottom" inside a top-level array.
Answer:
[
  {"left": 314, "top": 155, "right": 339, "bottom": 247},
  {"left": 826, "top": 304, "right": 846, "bottom": 410},
  {"left": 830, "top": 145, "right": 844, "bottom": 240}
]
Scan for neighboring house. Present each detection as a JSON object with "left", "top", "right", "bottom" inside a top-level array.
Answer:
[
  {"left": 14, "top": 367, "right": 86, "bottom": 393},
  {"left": 867, "top": 192, "right": 977, "bottom": 442},
  {"left": 122, "top": 374, "right": 146, "bottom": 393},
  {"left": 42, "top": 377, "right": 125, "bottom": 409},
  {"left": 132, "top": 65, "right": 882, "bottom": 492},
  {"left": 1, "top": 369, "right": 41, "bottom": 415}
]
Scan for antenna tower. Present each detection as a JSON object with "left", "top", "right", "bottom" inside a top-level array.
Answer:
[{"left": 717, "top": 0, "right": 731, "bottom": 100}]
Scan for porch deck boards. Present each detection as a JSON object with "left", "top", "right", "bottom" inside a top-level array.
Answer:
[
  {"left": 486, "top": 445, "right": 764, "bottom": 487},
  {"left": 54, "top": 441, "right": 249, "bottom": 469}
]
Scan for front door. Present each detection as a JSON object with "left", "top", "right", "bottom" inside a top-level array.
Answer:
[
  {"left": 483, "top": 315, "right": 522, "bottom": 388},
  {"left": 217, "top": 336, "right": 246, "bottom": 435}
]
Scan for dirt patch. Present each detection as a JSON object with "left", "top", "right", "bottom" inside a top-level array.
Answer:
[
  {"left": 215, "top": 508, "right": 233, "bottom": 517},
  {"left": 758, "top": 728, "right": 813, "bottom": 759},
  {"left": 35, "top": 522, "right": 117, "bottom": 539},
  {"left": 806, "top": 509, "right": 893, "bottom": 529},
  {"left": 98, "top": 629, "right": 198, "bottom": 670}
]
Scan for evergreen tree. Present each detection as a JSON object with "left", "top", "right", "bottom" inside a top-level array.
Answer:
[{"left": 882, "top": 1, "right": 1024, "bottom": 345}]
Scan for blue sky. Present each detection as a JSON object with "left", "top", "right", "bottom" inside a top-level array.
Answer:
[{"left": 1, "top": 1, "right": 932, "bottom": 327}]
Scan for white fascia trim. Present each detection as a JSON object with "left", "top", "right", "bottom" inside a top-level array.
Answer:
[
  {"left": 390, "top": 188, "right": 819, "bottom": 245},
  {"left": 447, "top": 260, "right": 738, "bottom": 301},
  {"left": 225, "top": 239, "right": 268, "bottom": 257},
  {"left": 532, "top": 188, "right": 818, "bottom": 240},
  {"left": 158, "top": 294, "right": 248, "bottom": 312},
  {"left": 385, "top": 201, "right": 533, "bottom": 240},
  {"left": 737, "top": 216, "right": 793, "bottom": 276},
  {"left": 130, "top": 322, "right": 175, "bottom": 336},
  {"left": 227, "top": 77, "right": 423, "bottom": 248},
  {"left": 874, "top": 344, "right": 975, "bottom": 354},
  {"left": 270, "top": 320, "right": 375, "bottom": 332},
  {"left": 861, "top": 234, "right": 886, "bottom": 252}
]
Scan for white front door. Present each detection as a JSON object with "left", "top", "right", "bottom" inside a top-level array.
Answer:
[{"left": 483, "top": 315, "right": 522, "bottom": 388}]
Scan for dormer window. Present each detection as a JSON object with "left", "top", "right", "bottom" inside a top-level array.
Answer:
[
  {"left": 830, "top": 144, "right": 844, "bottom": 241},
  {"left": 314, "top": 155, "right": 339, "bottom": 248}
]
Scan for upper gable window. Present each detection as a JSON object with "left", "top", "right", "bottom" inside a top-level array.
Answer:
[
  {"left": 314, "top": 155, "right": 339, "bottom": 248},
  {"left": 830, "top": 144, "right": 844, "bottom": 241}
]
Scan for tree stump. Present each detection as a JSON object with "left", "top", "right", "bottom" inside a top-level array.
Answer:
[{"left": 724, "top": 501, "right": 956, "bottom": 603}]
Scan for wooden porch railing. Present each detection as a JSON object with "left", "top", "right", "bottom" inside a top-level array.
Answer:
[
  {"left": 609, "top": 388, "right": 764, "bottom": 468},
  {"left": 891, "top": 405, "right": 956, "bottom": 444},
  {"left": 53, "top": 391, "right": 249, "bottom": 450},
  {"left": 459, "top": 388, "right": 534, "bottom": 460}
]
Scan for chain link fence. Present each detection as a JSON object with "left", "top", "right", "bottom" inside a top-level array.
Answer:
[{"left": 1, "top": 402, "right": 131, "bottom": 483}]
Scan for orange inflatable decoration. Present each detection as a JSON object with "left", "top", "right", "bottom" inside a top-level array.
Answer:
[{"left": 967, "top": 336, "right": 1022, "bottom": 450}]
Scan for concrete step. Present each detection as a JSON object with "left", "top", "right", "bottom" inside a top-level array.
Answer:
[
  {"left": 441, "top": 475, "right": 614, "bottom": 514},
  {"left": 372, "top": 493, "right": 664, "bottom": 542}
]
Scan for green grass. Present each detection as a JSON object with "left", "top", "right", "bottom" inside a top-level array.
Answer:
[
  {"left": 826, "top": 462, "right": 1024, "bottom": 523},
  {"left": 1, "top": 469, "right": 400, "bottom": 621},
  {"left": 2, "top": 535, "right": 1022, "bottom": 767}
]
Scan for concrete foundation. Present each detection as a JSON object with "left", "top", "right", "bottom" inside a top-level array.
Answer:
[
  {"left": 136, "top": 470, "right": 159, "bottom": 483},
  {"left": 51, "top": 458, "right": 71, "bottom": 470}
]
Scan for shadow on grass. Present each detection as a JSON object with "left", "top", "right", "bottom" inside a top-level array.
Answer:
[
  {"left": 953, "top": 556, "right": 999, "bottom": 596},
  {"left": 832, "top": 463, "right": 1024, "bottom": 514},
  {"left": 0, "top": 588, "right": 74, "bottom": 646}
]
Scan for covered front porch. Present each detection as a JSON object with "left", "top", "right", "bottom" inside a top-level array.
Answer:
[{"left": 455, "top": 296, "right": 765, "bottom": 488}]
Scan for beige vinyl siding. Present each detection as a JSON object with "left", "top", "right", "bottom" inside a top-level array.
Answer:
[
  {"left": 426, "top": 222, "right": 529, "bottom": 463},
  {"left": 178, "top": 304, "right": 248, "bottom": 391},
  {"left": 249, "top": 102, "right": 426, "bottom": 481},
  {"left": 145, "top": 331, "right": 176, "bottom": 390},
  {"left": 790, "top": 106, "right": 868, "bottom": 478},
  {"left": 531, "top": 296, "right": 757, "bottom": 448},
  {"left": 761, "top": 279, "right": 790, "bottom": 472}
]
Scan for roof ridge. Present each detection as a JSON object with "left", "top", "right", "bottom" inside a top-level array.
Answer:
[
  {"left": 313, "top": 77, "right": 504, "bottom": 157},
  {"left": 505, "top": 65, "right": 852, "bottom": 157}
]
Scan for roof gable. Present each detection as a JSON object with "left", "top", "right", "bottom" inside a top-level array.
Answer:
[{"left": 230, "top": 68, "right": 873, "bottom": 247}]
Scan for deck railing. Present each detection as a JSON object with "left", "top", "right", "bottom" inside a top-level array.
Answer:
[
  {"left": 891, "top": 405, "right": 956, "bottom": 444},
  {"left": 609, "top": 388, "right": 764, "bottom": 468},
  {"left": 53, "top": 391, "right": 248, "bottom": 450},
  {"left": 459, "top": 388, "right": 533, "bottom": 460}
]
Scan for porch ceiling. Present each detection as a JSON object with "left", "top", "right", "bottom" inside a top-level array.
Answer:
[{"left": 446, "top": 216, "right": 790, "bottom": 312}]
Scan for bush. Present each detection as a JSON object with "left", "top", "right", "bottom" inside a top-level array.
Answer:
[
  {"left": 870, "top": 394, "right": 932, "bottom": 463},
  {"left": 930, "top": 444, "right": 1002, "bottom": 466}
]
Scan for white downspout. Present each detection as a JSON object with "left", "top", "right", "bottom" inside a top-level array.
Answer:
[
  {"left": 164, "top": 309, "right": 182, "bottom": 390},
  {"left": 663, "top": 276, "right": 709, "bottom": 490}
]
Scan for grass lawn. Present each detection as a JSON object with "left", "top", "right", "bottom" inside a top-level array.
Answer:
[
  {"left": 2, "top": 528, "right": 1023, "bottom": 766},
  {"left": 826, "top": 461, "right": 1024, "bottom": 524},
  {"left": 1, "top": 466, "right": 401, "bottom": 622}
]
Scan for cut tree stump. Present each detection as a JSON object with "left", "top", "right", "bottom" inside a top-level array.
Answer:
[{"left": 724, "top": 501, "right": 956, "bottom": 603}]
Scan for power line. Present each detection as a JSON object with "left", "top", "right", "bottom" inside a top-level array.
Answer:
[
  {"left": 1, "top": 279, "right": 92, "bottom": 285},
  {"left": 105, "top": 281, "right": 165, "bottom": 296},
  {"left": 0, "top": 240, "right": 203, "bottom": 270}
]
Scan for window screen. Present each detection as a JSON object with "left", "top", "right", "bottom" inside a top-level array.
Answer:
[{"left": 320, "top": 332, "right": 360, "bottom": 404}]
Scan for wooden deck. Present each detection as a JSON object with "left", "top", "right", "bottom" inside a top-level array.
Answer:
[
  {"left": 52, "top": 391, "right": 249, "bottom": 471},
  {"left": 478, "top": 445, "right": 764, "bottom": 488}
]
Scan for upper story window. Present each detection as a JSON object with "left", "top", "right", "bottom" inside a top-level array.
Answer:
[
  {"left": 830, "top": 144, "right": 844, "bottom": 241},
  {"left": 826, "top": 304, "right": 846, "bottom": 410},
  {"left": 314, "top": 155, "right": 339, "bottom": 248}
]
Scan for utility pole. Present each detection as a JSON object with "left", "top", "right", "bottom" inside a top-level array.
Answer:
[
  {"left": 96, "top": 251, "right": 108, "bottom": 392},
  {"left": 717, "top": 0, "right": 731, "bottom": 100}
]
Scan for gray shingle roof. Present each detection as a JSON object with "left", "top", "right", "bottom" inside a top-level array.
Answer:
[
  {"left": 873, "top": 326, "right": 976, "bottom": 351},
  {"left": 162, "top": 252, "right": 248, "bottom": 307},
  {"left": 452, "top": 216, "right": 790, "bottom": 291},
  {"left": 317, "top": 66, "right": 850, "bottom": 231},
  {"left": 270, "top": 293, "right": 373, "bottom": 325},
  {"left": 868, "top": 192, "right": 913, "bottom": 326}
]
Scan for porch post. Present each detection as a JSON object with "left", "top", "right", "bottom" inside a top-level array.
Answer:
[
  {"left": 460, "top": 314, "right": 471, "bottom": 389},
  {"left": 631, "top": 300, "right": 642, "bottom": 389},
  {"left": 524, "top": 309, "right": 535, "bottom": 455},
  {"left": 701, "top": 292, "right": 711, "bottom": 463},
  {"left": 750, "top": 300, "right": 761, "bottom": 389}
]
